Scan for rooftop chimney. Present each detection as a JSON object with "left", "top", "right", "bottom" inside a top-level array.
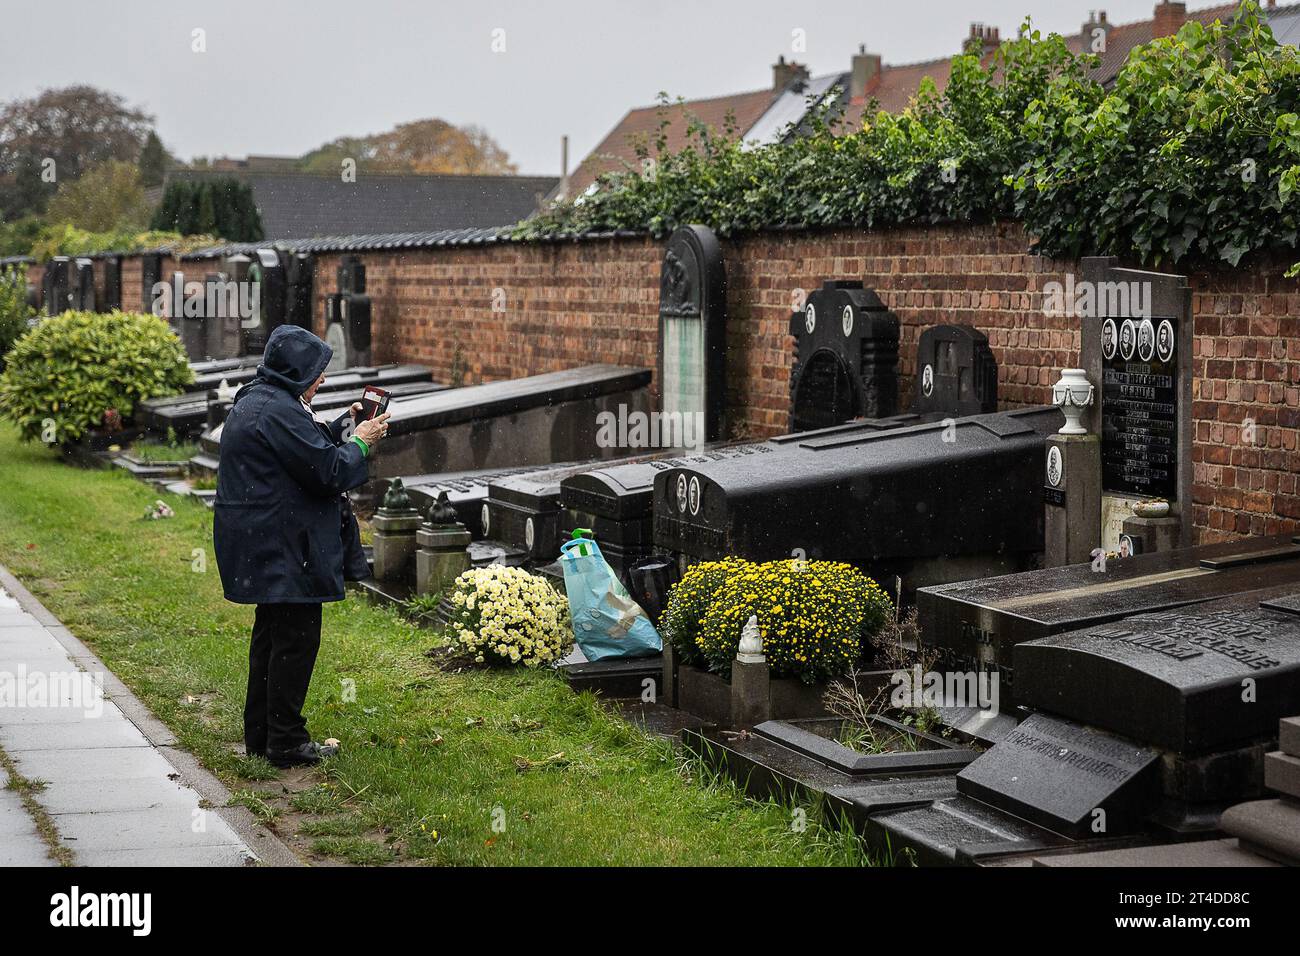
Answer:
[
  {"left": 1082, "top": 10, "right": 1111, "bottom": 37},
  {"left": 1152, "top": 1, "right": 1187, "bottom": 38},
  {"left": 850, "top": 44, "right": 883, "bottom": 100},
  {"left": 772, "top": 55, "right": 810, "bottom": 92},
  {"left": 964, "top": 23, "right": 1001, "bottom": 57}
]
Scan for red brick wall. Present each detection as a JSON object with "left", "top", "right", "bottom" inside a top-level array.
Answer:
[
  {"left": 1187, "top": 260, "right": 1300, "bottom": 543},
  {"left": 106, "top": 220, "right": 1300, "bottom": 543}
]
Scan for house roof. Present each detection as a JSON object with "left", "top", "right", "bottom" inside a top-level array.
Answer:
[
  {"left": 565, "top": 87, "right": 780, "bottom": 195},
  {"left": 161, "top": 169, "right": 559, "bottom": 242},
  {"left": 568, "top": 2, "right": 1298, "bottom": 176}
]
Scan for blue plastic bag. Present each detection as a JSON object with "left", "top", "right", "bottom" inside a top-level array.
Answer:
[{"left": 558, "top": 536, "right": 662, "bottom": 661}]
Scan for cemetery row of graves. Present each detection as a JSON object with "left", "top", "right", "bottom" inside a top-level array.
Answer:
[{"left": 0, "top": 214, "right": 1298, "bottom": 868}]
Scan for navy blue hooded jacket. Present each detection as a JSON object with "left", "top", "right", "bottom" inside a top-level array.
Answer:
[{"left": 214, "top": 326, "right": 370, "bottom": 604}]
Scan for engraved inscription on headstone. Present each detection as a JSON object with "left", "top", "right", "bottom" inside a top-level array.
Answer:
[
  {"left": 956, "top": 712, "right": 1160, "bottom": 837},
  {"left": 1102, "top": 315, "right": 1178, "bottom": 499},
  {"left": 1015, "top": 599, "right": 1300, "bottom": 752}
]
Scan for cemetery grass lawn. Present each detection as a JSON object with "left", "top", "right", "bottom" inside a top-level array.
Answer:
[{"left": 0, "top": 426, "right": 876, "bottom": 867}]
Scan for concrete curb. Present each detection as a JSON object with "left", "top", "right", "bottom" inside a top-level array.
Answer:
[{"left": 0, "top": 562, "right": 302, "bottom": 868}]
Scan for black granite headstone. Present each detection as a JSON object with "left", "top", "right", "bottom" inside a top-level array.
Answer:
[
  {"left": 654, "top": 407, "right": 1059, "bottom": 588},
  {"left": 1015, "top": 593, "right": 1300, "bottom": 753},
  {"left": 140, "top": 252, "right": 162, "bottom": 317},
  {"left": 918, "top": 535, "right": 1300, "bottom": 702},
  {"left": 1080, "top": 257, "right": 1193, "bottom": 545},
  {"left": 42, "top": 257, "right": 70, "bottom": 316},
  {"left": 908, "top": 325, "right": 997, "bottom": 417},
  {"left": 102, "top": 255, "right": 122, "bottom": 311},
  {"left": 244, "top": 248, "right": 285, "bottom": 355},
  {"left": 659, "top": 225, "right": 727, "bottom": 445},
  {"left": 72, "top": 258, "right": 96, "bottom": 311},
  {"left": 788, "top": 280, "right": 899, "bottom": 432},
  {"left": 956, "top": 712, "right": 1161, "bottom": 837}
]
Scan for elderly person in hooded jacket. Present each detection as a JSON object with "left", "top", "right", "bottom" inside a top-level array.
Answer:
[{"left": 214, "top": 325, "right": 390, "bottom": 768}]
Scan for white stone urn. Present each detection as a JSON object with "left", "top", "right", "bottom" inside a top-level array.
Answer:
[{"left": 1051, "top": 368, "right": 1095, "bottom": 435}]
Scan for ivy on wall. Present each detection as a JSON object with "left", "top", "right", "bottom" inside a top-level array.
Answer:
[{"left": 515, "top": 2, "right": 1300, "bottom": 272}]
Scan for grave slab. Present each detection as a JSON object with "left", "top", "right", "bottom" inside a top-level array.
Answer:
[
  {"left": 1264, "top": 750, "right": 1300, "bottom": 799},
  {"left": 1219, "top": 798, "right": 1300, "bottom": 865},
  {"left": 1281, "top": 716, "right": 1300, "bottom": 757},
  {"left": 1014, "top": 591, "right": 1300, "bottom": 753},
  {"left": 378, "top": 365, "right": 652, "bottom": 478},
  {"left": 956, "top": 712, "right": 1161, "bottom": 838},
  {"left": 919, "top": 533, "right": 1300, "bottom": 700},
  {"left": 1030, "top": 837, "right": 1278, "bottom": 867},
  {"left": 868, "top": 794, "right": 1073, "bottom": 867}
]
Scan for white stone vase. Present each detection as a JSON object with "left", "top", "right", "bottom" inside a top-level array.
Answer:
[{"left": 1051, "top": 368, "right": 1095, "bottom": 435}]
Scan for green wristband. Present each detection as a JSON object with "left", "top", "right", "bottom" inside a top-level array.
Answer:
[{"left": 350, "top": 435, "right": 370, "bottom": 457}]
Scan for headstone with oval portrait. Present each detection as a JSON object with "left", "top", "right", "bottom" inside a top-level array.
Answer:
[
  {"left": 908, "top": 324, "right": 997, "bottom": 418},
  {"left": 788, "top": 279, "right": 899, "bottom": 432},
  {"left": 1080, "top": 257, "right": 1192, "bottom": 549}
]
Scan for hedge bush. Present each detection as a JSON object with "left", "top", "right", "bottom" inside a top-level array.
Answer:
[
  {"left": 0, "top": 309, "right": 192, "bottom": 443},
  {"left": 663, "top": 558, "right": 893, "bottom": 685},
  {"left": 514, "top": 3, "right": 1300, "bottom": 271},
  {"left": 0, "top": 265, "right": 35, "bottom": 370}
]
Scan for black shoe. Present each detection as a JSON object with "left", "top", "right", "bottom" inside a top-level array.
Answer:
[{"left": 267, "top": 741, "right": 339, "bottom": 768}]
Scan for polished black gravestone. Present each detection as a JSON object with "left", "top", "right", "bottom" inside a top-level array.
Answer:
[
  {"left": 918, "top": 534, "right": 1300, "bottom": 701},
  {"left": 1079, "top": 257, "right": 1193, "bottom": 545},
  {"left": 788, "top": 280, "right": 900, "bottom": 432},
  {"left": 654, "top": 406, "right": 1061, "bottom": 592},
  {"left": 42, "top": 257, "right": 71, "bottom": 316},
  {"left": 955, "top": 712, "right": 1161, "bottom": 837},
  {"left": 659, "top": 225, "right": 726, "bottom": 445},
  {"left": 1014, "top": 593, "right": 1300, "bottom": 754},
  {"left": 909, "top": 325, "right": 997, "bottom": 417},
  {"left": 560, "top": 442, "right": 793, "bottom": 578},
  {"left": 376, "top": 365, "right": 652, "bottom": 479}
]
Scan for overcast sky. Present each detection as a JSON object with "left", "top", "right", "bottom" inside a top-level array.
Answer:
[{"left": 0, "top": 1, "right": 1204, "bottom": 176}]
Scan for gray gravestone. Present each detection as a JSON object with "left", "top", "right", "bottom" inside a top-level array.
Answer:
[
  {"left": 788, "top": 280, "right": 899, "bottom": 432},
  {"left": 909, "top": 325, "right": 997, "bottom": 417},
  {"left": 659, "top": 225, "right": 726, "bottom": 446}
]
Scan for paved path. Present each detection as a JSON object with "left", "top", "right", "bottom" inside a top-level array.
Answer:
[{"left": 0, "top": 565, "right": 297, "bottom": 867}]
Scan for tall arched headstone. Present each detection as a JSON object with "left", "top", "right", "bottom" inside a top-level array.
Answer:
[{"left": 658, "top": 225, "right": 726, "bottom": 447}]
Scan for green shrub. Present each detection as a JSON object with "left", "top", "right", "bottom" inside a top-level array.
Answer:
[
  {"left": 0, "top": 309, "right": 192, "bottom": 443},
  {"left": 661, "top": 558, "right": 752, "bottom": 666},
  {"left": 0, "top": 265, "right": 35, "bottom": 370},
  {"left": 695, "top": 559, "right": 893, "bottom": 685}
]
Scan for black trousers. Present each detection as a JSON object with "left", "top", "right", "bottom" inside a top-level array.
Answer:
[{"left": 244, "top": 603, "right": 323, "bottom": 757}]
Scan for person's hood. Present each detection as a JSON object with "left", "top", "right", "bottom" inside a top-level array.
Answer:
[{"left": 254, "top": 325, "right": 333, "bottom": 396}]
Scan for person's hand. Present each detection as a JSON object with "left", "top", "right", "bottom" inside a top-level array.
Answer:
[
  {"left": 355, "top": 412, "right": 390, "bottom": 447},
  {"left": 349, "top": 401, "right": 364, "bottom": 422}
]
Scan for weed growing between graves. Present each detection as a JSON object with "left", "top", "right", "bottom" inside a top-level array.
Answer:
[{"left": 0, "top": 425, "right": 876, "bottom": 866}]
